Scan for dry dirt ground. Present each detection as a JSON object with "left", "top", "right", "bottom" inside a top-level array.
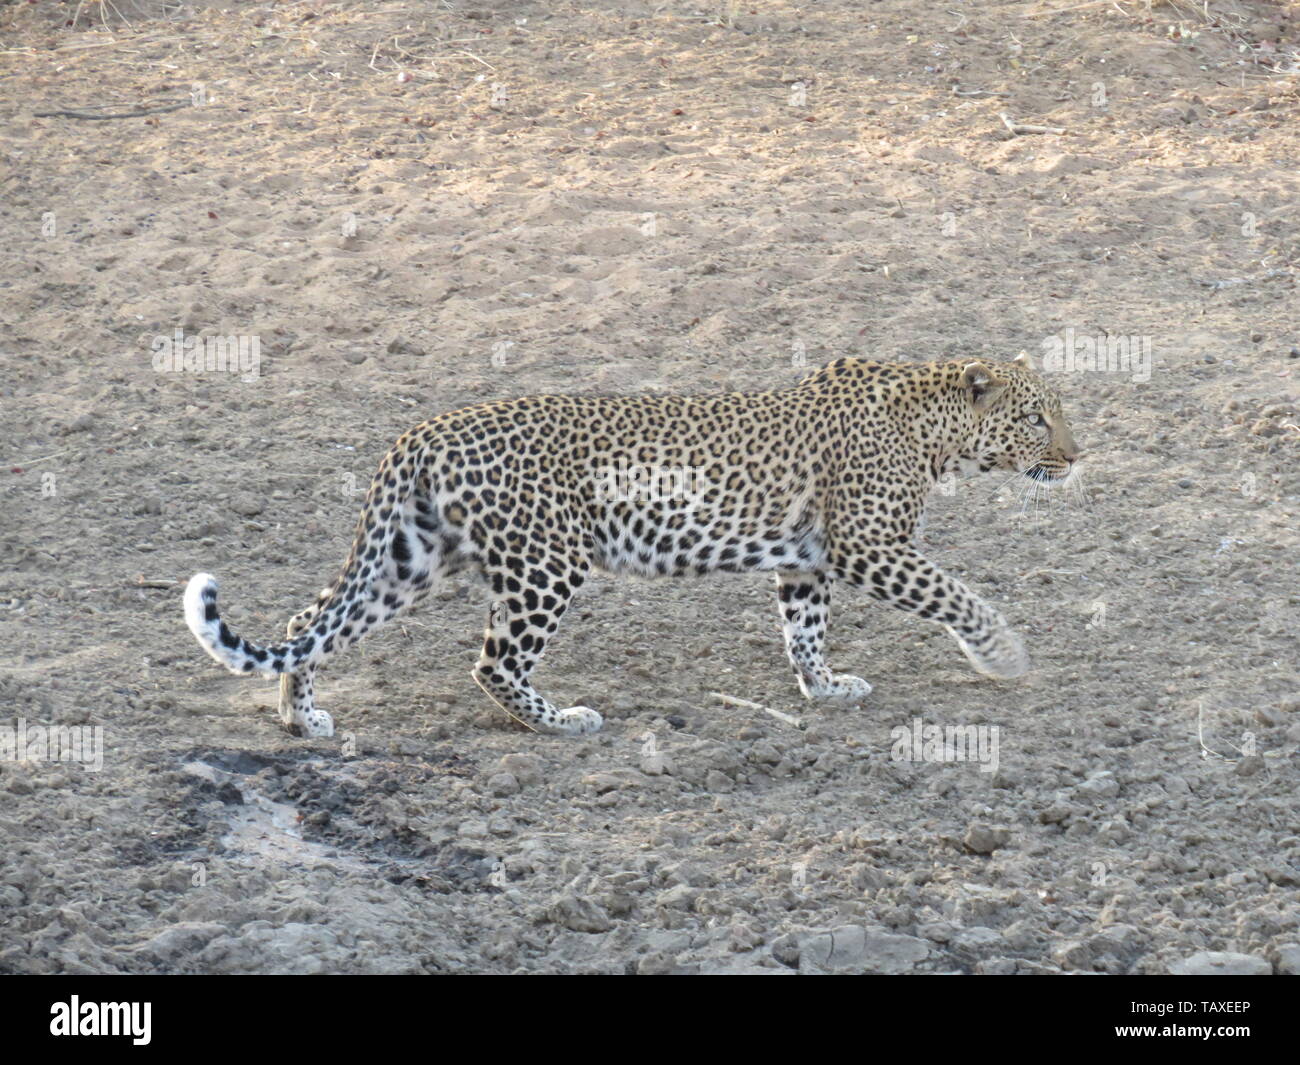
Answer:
[{"left": 1, "top": 0, "right": 1298, "bottom": 975}]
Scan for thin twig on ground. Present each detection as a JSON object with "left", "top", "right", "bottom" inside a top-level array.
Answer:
[
  {"left": 710, "top": 692, "right": 805, "bottom": 729},
  {"left": 1000, "top": 112, "right": 1067, "bottom": 136},
  {"left": 34, "top": 100, "right": 190, "bottom": 120}
]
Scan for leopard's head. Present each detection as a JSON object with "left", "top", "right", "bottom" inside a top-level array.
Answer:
[{"left": 953, "top": 355, "right": 1080, "bottom": 482}]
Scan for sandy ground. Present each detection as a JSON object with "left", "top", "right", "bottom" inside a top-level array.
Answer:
[{"left": 1, "top": 0, "right": 1298, "bottom": 975}]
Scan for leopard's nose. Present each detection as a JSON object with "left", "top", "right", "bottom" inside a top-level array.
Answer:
[{"left": 1058, "top": 426, "right": 1081, "bottom": 464}]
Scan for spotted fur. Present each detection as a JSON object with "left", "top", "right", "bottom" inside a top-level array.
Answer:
[{"left": 184, "top": 355, "right": 1080, "bottom": 738}]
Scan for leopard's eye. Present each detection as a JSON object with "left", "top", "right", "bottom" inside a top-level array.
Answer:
[{"left": 1025, "top": 413, "right": 1046, "bottom": 428}]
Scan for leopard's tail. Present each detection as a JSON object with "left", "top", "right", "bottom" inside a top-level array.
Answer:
[
  {"left": 184, "top": 573, "right": 324, "bottom": 677},
  {"left": 185, "top": 438, "right": 442, "bottom": 678}
]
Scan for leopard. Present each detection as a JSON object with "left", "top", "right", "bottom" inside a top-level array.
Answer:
[{"left": 185, "top": 354, "right": 1080, "bottom": 739}]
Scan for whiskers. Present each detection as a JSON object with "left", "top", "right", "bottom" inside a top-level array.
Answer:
[
  {"left": 993, "top": 463, "right": 1092, "bottom": 529},
  {"left": 1065, "top": 463, "right": 1092, "bottom": 510},
  {"left": 1013, "top": 474, "right": 1049, "bottom": 527},
  {"left": 984, "top": 469, "right": 1026, "bottom": 506}
]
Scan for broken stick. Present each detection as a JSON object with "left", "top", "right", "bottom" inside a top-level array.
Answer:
[
  {"left": 709, "top": 691, "right": 805, "bottom": 729},
  {"left": 999, "top": 112, "right": 1067, "bottom": 136}
]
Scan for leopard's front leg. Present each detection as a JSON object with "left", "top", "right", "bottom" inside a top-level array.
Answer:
[
  {"left": 834, "top": 547, "right": 1029, "bottom": 679},
  {"left": 775, "top": 571, "right": 872, "bottom": 706}
]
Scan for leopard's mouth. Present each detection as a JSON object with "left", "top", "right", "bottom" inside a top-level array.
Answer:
[{"left": 1024, "top": 462, "right": 1072, "bottom": 483}]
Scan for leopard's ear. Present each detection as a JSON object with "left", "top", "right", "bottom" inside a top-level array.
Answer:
[
  {"left": 960, "top": 361, "right": 1007, "bottom": 412},
  {"left": 1012, "top": 351, "right": 1031, "bottom": 367}
]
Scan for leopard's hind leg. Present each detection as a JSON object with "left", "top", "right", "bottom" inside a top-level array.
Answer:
[
  {"left": 471, "top": 526, "right": 600, "bottom": 736},
  {"left": 275, "top": 505, "right": 445, "bottom": 738},
  {"left": 278, "top": 598, "right": 333, "bottom": 737},
  {"left": 776, "top": 571, "right": 872, "bottom": 706}
]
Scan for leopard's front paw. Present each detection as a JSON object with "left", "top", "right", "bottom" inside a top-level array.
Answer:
[
  {"left": 949, "top": 624, "right": 1030, "bottom": 680},
  {"left": 553, "top": 706, "right": 604, "bottom": 735},
  {"left": 303, "top": 708, "right": 335, "bottom": 737},
  {"left": 285, "top": 708, "right": 335, "bottom": 738},
  {"left": 802, "top": 673, "right": 873, "bottom": 707}
]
